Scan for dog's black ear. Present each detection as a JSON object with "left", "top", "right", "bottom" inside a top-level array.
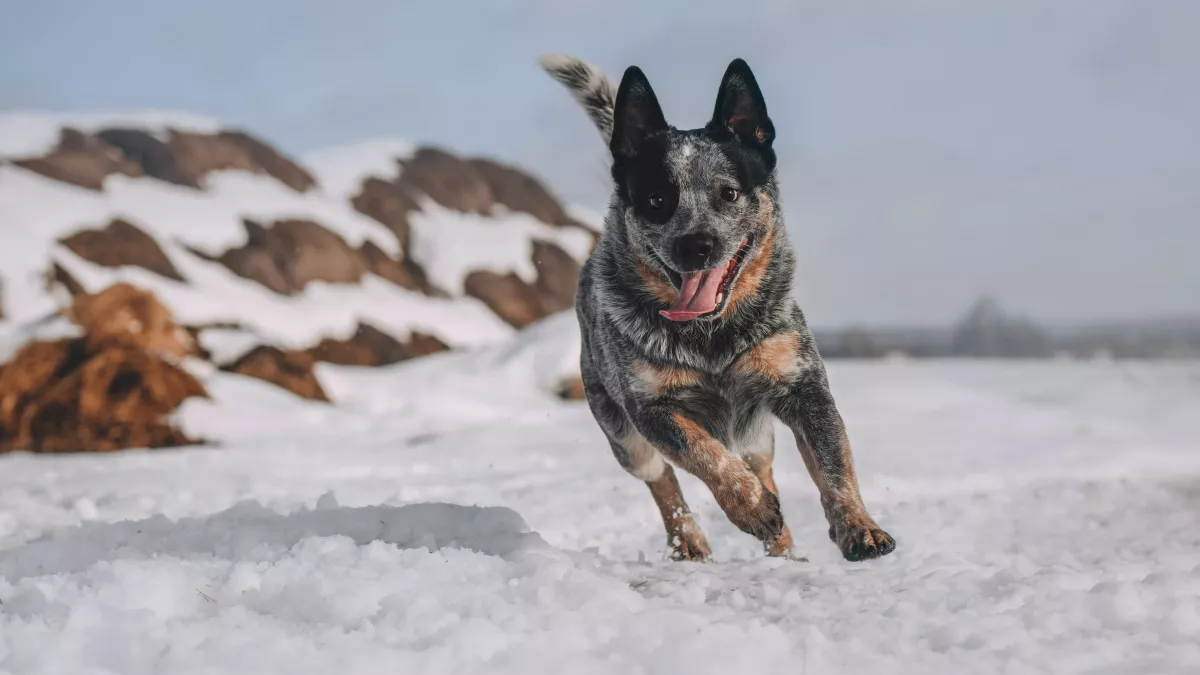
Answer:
[
  {"left": 610, "top": 66, "right": 669, "bottom": 160},
  {"left": 710, "top": 59, "right": 774, "bottom": 148}
]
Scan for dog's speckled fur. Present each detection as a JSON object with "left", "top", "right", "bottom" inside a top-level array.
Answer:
[{"left": 540, "top": 54, "right": 894, "bottom": 562}]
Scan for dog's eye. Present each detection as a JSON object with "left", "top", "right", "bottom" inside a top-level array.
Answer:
[
  {"left": 647, "top": 194, "right": 664, "bottom": 210},
  {"left": 720, "top": 187, "right": 740, "bottom": 202}
]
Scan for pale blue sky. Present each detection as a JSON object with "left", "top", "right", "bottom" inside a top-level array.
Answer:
[{"left": 2, "top": 0, "right": 1197, "bottom": 326}]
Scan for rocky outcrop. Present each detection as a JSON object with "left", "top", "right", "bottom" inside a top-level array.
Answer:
[
  {"left": 0, "top": 283, "right": 207, "bottom": 453},
  {"left": 351, "top": 177, "right": 419, "bottom": 247},
  {"left": 12, "top": 128, "right": 142, "bottom": 191},
  {"left": 222, "top": 346, "right": 328, "bottom": 401},
  {"left": 397, "top": 147, "right": 494, "bottom": 215},
  {"left": 204, "top": 219, "right": 367, "bottom": 295},
  {"left": 308, "top": 322, "right": 448, "bottom": 367},
  {"left": 464, "top": 240, "right": 582, "bottom": 328},
  {"left": 468, "top": 158, "right": 580, "bottom": 227},
  {"left": 66, "top": 283, "right": 195, "bottom": 358},
  {"left": 95, "top": 128, "right": 198, "bottom": 188},
  {"left": 58, "top": 219, "right": 185, "bottom": 281},
  {"left": 166, "top": 130, "right": 316, "bottom": 192}
]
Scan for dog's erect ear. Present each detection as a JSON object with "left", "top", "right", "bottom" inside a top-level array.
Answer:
[
  {"left": 611, "top": 66, "right": 669, "bottom": 160},
  {"left": 710, "top": 59, "right": 774, "bottom": 148}
]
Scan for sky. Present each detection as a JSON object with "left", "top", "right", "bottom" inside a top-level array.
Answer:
[{"left": 1, "top": 0, "right": 1197, "bottom": 328}]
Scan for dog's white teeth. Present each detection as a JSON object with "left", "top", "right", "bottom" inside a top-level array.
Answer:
[{"left": 716, "top": 292, "right": 725, "bottom": 304}]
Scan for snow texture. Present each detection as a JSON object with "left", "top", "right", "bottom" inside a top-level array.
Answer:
[{"left": 2, "top": 353, "right": 1199, "bottom": 674}]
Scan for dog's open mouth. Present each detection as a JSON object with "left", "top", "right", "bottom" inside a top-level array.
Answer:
[{"left": 660, "top": 236, "right": 753, "bottom": 322}]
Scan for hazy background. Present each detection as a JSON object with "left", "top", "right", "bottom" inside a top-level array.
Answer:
[{"left": 3, "top": 0, "right": 1197, "bottom": 328}]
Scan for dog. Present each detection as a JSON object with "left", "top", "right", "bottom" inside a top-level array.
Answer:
[{"left": 539, "top": 54, "right": 895, "bottom": 562}]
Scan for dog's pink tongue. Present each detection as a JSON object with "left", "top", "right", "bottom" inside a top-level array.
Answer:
[{"left": 660, "top": 269, "right": 725, "bottom": 321}]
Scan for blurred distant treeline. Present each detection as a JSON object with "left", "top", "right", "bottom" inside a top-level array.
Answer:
[{"left": 814, "top": 297, "right": 1200, "bottom": 360}]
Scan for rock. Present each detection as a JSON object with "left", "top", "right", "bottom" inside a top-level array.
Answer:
[
  {"left": 222, "top": 346, "right": 328, "bottom": 401},
  {"left": 96, "top": 128, "right": 199, "bottom": 188},
  {"left": 530, "top": 239, "right": 582, "bottom": 316},
  {"left": 166, "top": 130, "right": 316, "bottom": 192},
  {"left": 463, "top": 240, "right": 582, "bottom": 328},
  {"left": 468, "top": 158, "right": 577, "bottom": 226},
  {"left": 67, "top": 283, "right": 195, "bottom": 359},
  {"left": 359, "top": 241, "right": 439, "bottom": 294},
  {"left": 397, "top": 147, "right": 494, "bottom": 215},
  {"left": 557, "top": 375, "right": 586, "bottom": 401},
  {"left": 45, "top": 263, "right": 86, "bottom": 298},
  {"left": 351, "top": 177, "right": 419, "bottom": 247},
  {"left": 205, "top": 218, "right": 368, "bottom": 295},
  {"left": 0, "top": 285, "right": 208, "bottom": 453},
  {"left": 213, "top": 131, "right": 316, "bottom": 192},
  {"left": 58, "top": 219, "right": 185, "bottom": 281},
  {"left": 12, "top": 128, "right": 142, "bottom": 191},
  {"left": 308, "top": 322, "right": 449, "bottom": 367},
  {"left": 464, "top": 271, "right": 542, "bottom": 328}
]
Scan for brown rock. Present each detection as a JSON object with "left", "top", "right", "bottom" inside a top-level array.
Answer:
[
  {"left": 166, "top": 130, "right": 316, "bottom": 193},
  {"left": 272, "top": 219, "right": 366, "bottom": 289},
  {"left": 397, "top": 147, "right": 494, "bottom": 215},
  {"left": 0, "top": 338, "right": 207, "bottom": 453},
  {"left": 222, "top": 346, "right": 328, "bottom": 401},
  {"left": 464, "top": 271, "right": 543, "bottom": 328},
  {"left": 67, "top": 283, "right": 195, "bottom": 359},
  {"left": 468, "top": 158, "right": 576, "bottom": 226},
  {"left": 205, "top": 219, "right": 368, "bottom": 295},
  {"left": 46, "top": 262, "right": 87, "bottom": 298},
  {"left": 96, "top": 128, "right": 199, "bottom": 188},
  {"left": 557, "top": 375, "right": 587, "bottom": 401},
  {"left": 58, "top": 219, "right": 185, "bottom": 281},
  {"left": 530, "top": 239, "right": 582, "bottom": 316},
  {"left": 351, "top": 177, "right": 418, "bottom": 248},
  {"left": 308, "top": 322, "right": 449, "bottom": 367},
  {"left": 12, "top": 128, "right": 142, "bottom": 191},
  {"left": 463, "top": 240, "right": 582, "bottom": 328}
]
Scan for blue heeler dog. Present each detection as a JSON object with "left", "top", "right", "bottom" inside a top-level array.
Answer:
[{"left": 539, "top": 54, "right": 895, "bottom": 562}]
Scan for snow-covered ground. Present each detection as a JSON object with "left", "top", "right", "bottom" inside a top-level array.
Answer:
[{"left": 2, "top": 351, "right": 1199, "bottom": 674}]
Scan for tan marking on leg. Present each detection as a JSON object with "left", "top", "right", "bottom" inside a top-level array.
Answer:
[
  {"left": 671, "top": 414, "right": 784, "bottom": 544},
  {"left": 732, "top": 331, "right": 802, "bottom": 381},
  {"left": 630, "top": 361, "right": 704, "bottom": 397},
  {"left": 724, "top": 224, "right": 775, "bottom": 315},
  {"left": 646, "top": 465, "right": 711, "bottom": 562},
  {"left": 634, "top": 256, "right": 677, "bottom": 306}
]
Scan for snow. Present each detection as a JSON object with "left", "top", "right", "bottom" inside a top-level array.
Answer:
[
  {"left": 2, "top": 356, "right": 1199, "bottom": 673},
  {"left": 0, "top": 110, "right": 222, "bottom": 159},
  {"left": 302, "top": 138, "right": 415, "bottom": 200},
  {"left": 409, "top": 200, "right": 596, "bottom": 295}
]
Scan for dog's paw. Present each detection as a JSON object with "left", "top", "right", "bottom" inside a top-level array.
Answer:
[
  {"left": 735, "top": 488, "right": 785, "bottom": 542},
  {"left": 667, "top": 536, "right": 711, "bottom": 563},
  {"left": 667, "top": 517, "right": 712, "bottom": 562},
  {"left": 832, "top": 523, "right": 896, "bottom": 561}
]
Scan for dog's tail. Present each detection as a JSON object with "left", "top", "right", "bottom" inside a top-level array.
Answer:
[{"left": 537, "top": 53, "right": 617, "bottom": 145}]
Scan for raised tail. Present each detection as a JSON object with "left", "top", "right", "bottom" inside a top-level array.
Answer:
[{"left": 537, "top": 54, "right": 617, "bottom": 145}]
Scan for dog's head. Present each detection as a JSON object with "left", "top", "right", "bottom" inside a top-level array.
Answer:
[{"left": 610, "top": 59, "right": 779, "bottom": 323}]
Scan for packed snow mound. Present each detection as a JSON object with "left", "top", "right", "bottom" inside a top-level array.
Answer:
[{"left": 0, "top": 110, "right": 596, "bottom": 367}]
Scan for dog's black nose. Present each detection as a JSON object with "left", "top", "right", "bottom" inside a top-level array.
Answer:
[{"left": 673, "top": 232, "right": 717, "bottom": 270}]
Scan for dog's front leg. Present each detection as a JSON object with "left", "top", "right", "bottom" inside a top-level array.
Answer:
[
  {"left": 629, "top": 402, "right": 787, "bottom": 551},
  {"left": 773, "top": 365, "right": 896, "bottom": 561}
]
